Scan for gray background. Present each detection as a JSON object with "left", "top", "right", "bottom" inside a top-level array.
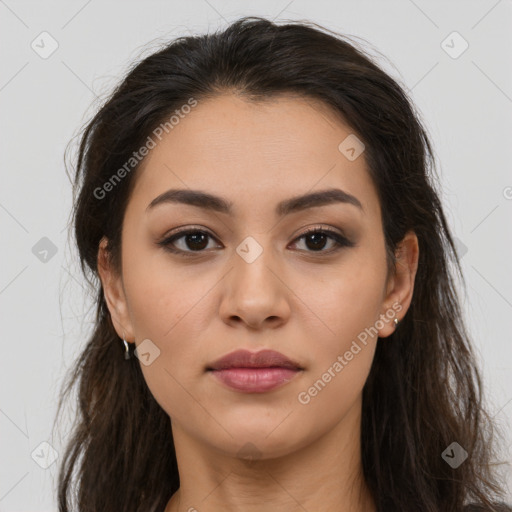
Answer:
[{"left": 1, "top": 0, "right": 511, "bottom": 509}]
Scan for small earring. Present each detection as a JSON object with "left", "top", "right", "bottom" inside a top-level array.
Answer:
[
  {"left": 394, "top": 318, "right": 399, "bottom": 329},
  {"left": 122, "top": 336, "right": 131, "bottom": 360}
]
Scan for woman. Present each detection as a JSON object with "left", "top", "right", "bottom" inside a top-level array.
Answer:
[{"left": 55, "top": 16, "right": 510, "bottom": 512}]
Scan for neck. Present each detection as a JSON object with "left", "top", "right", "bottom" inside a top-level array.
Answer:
[{"left": 165, "top": 397, "right": 376, "bottom": 512}]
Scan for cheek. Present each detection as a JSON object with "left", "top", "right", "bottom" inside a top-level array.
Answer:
[
  {"left": 294, "top": 251, "right": 385, "bottom": 402},
  {"left": 122, "top": 251, "right": 219, "bottom": 400},
  {"left": 128, "top": 281, "right": 209, "bottom": 423},
  {"left": 122, "top": 239, "right": 206, "bottom": 339},
  {"left": 299, "top": 251, "right": 387, "bottom": 347},
  {"left": 294, "top": 271, "right": 381, "bottom": 422}
]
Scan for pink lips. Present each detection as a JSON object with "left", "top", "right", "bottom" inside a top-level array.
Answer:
[{"left": 207, "top": 349, "right": 303, "bottom": 393}]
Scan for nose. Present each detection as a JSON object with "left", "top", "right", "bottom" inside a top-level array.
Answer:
[{"left": 219, "top": 241, "right": 291, "bottom": 331}]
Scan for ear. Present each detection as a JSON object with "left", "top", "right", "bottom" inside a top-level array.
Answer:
[
  {"left": 97, "top": 236, "right": 135, "bottom": 343},
  {"left": 378, "top": 230, "right": 419, "bottom": 338}
]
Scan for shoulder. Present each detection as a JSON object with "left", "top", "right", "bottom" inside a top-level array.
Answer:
[{"left": 463, "top": 505, "right": 512, "bottom": 511}]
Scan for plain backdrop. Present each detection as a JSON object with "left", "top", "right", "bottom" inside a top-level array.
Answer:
[{"left": 1, "top": 0, "right": 511, "bottom": 509}]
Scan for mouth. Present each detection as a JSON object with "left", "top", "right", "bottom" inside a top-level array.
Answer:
[{"left": 206, "top": 349, "right": 304, "bottom": 393}]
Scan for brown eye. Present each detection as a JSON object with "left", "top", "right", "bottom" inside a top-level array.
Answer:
[
  {"left": 290, "top": 227, "right": 355, "bottom": 253},
  {"left": 303, "top": 231, "right": 330, "bottom": 251},
  {"left": 158, "top": 229, "right": 221, "bottom": 254},
  {"left": 179, "top": 232, "right": 209, "bottom": 251}
]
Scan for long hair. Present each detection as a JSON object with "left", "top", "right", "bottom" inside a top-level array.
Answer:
[{"left": 54, "top": 16, "right": 509, "bottom": 512}]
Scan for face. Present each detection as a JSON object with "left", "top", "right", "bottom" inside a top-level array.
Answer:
[{"left": 98, "top": 93, "right": 417, "bottom": 460}]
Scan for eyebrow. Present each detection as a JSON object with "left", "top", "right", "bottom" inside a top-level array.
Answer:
[{"left": 145, "top": 188, "right": 364, "bottom": 216}]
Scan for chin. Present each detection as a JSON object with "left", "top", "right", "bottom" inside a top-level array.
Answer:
[{"left": 203, "top": 420, "right": 314, "bottom": 461}]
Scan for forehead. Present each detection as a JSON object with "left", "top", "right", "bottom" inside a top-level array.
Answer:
[{"left": 127, "top": 93, "right": 380, "bottom": 220}]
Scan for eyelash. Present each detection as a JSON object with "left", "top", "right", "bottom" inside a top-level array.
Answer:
[{"left": 157, "top": 225, "right": 355, "bottom": 257}]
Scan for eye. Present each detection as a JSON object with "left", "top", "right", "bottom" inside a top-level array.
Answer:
[
  {"left": 289, "top": 226, "right": 355, "bottom": 254},
  {"left": 157, "top": 227, "right": 221, "bottom": 255}
]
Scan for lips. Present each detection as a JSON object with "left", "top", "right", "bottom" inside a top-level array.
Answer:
[
  {"left": 206, "top": 349, "right": 303, "bottom": 393},
  {"left": 207, "top": 349, "right": 303, "bottom": 371}
]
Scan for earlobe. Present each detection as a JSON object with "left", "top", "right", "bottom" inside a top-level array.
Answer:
[
  {"left": 378, "top": 230, "right": 419, "bottom": 338},
  {"left": 97, "top": 237, "right": 135, "bottom": 342}
]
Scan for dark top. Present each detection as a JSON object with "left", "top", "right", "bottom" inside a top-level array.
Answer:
[{"left": 464, "top": 505, "right": 512, "bottom": 511}]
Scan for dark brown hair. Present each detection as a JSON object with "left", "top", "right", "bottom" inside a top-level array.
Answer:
[{"left": 54, "top": 16, "right": 510, "bottom": 512}]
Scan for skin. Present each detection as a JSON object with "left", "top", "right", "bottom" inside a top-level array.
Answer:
[{"left": 97, "top": 93, "right": 419, "bottom": 512}]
